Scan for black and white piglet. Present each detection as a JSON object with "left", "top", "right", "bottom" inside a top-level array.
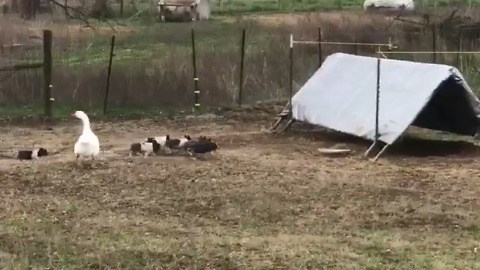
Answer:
[
  {"left": 129, "top": 138, "right": 161, "bottom": 158},
  {"left": 16, "top": 147, "right": 49, "bottom": 160},
  {"left": 186, "top": 140, "right": 218, "bottom": 155},
  {"left": 180, "top": 136, "right": 218, "bottom": 159},
  {"left": 163, "top": 134, "right": 192, "bottom": 153}
]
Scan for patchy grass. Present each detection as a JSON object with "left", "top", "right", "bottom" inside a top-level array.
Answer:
[
  {"left": 210, "top": 0, "right": 480, "bottom": 14},
  {"left": 0, "top": 104, "right": 180, "bottom": 119},
  {"left": 0, "top": 116, "right": 480, "bottom": 268},
  {"left": 95, "top": 0, "right": 480, "bottom": 19},
  {"left": 104, "top": 0, "right": 361, "bottom": 18},
  {"left": 21, "top": 20, "right": 239, "bottom": 66}
]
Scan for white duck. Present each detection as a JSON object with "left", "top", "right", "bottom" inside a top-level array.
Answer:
[{"left": 72, "top": 111, "right": 100, "bottom": 162}]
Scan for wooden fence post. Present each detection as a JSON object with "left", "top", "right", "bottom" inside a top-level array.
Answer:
[
  {"left": 191, "top": 28, "right": 200, "bottom": 112},
  {"left": 289, "top": 34, "right": 293, "bottom": 113},
  {"left": 457, "top": 28, "right": 463, "bottom": 69},
  {"left": 43, "top": 30, "right": 53, "bottom": 120},
  {"left": 318, "top": 27, "right": 322, "bottom": 68},
  {"left": 238, "top": 28, "right": 246, "bottom": 106},
  {"left": 432, "top": 24, "right": 437, "bottom": 63},
  {"left": 103, "top": 35, "right": 116, "bottom": 115},
  {"left": 120, "top": 0, "right": 124, "bottom": 16}
]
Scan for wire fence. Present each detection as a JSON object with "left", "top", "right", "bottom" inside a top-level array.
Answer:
[{"left": 2, "top": 21, "right": 480, "bottom": 118}]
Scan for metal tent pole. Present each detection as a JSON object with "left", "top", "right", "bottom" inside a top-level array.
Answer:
[
  {"left": 364, "top": 141, "right": 377, "bottom": 157},
  {"left": 364, "top": 57, "right": 382, "bottom": 159},
  {"left": 372, "top": 144, "right": 389, "bottom": 161}
]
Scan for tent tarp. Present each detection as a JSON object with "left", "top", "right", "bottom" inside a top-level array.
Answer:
[{"left": 291, "top": 53, "right": 480, "bottom": 145}]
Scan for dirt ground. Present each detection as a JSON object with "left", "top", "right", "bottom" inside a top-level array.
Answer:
[{"left": 0, "top": 111, "right": 479, "bottom": 269}]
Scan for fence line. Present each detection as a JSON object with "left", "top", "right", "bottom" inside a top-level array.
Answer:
[
  {"left": 3, "top": 26, "right": 480, "bottom": 118},
  {"left": 0, "top": 30, "right": 52, "bottom": 120},
  {"left": 293, "top": 39, "right": 397, "bottom": 49},
  {"left": 0, "top": 62, "right": 43, "bottom": 72}
]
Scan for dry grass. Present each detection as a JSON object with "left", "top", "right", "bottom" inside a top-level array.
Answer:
[
  {"left": 2, "top": 8, "right": 480, "bottom": 113},
  {"left": 0, "top": 110, "right": 479, "bottom": 269}
]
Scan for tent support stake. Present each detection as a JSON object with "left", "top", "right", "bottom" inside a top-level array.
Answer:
[
  {"left": 271, "top": 117, "right": 284, "bottom": 131},
  {"left": 281, "top": 119, "right": 295, "bottom": 132},
  {"left": 371, "top": 144, "right": 389, "bottom": 162},
  {"left": 364, "top": 141, "right": 377, "bottom": 157},
  {"left": 271, "top": 101, "right": 291, "bottom": 132}
]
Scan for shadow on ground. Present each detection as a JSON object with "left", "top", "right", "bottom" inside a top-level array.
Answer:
[
  {"left": 387, "top": 136, "right": 480, "bottom": 157},
  {"left": 282, "top": 124, "right": 480, "bottom": 158}
]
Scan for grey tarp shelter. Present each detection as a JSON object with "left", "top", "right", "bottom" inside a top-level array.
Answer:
[{"left": 292, "top": 53, "right": 480, "bottom": 146}]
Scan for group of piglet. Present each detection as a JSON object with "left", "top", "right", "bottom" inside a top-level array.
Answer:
[
  {"left": 12, "top": 111, "right": 219, "bottom": 161},
  {"left": 129, "top": 134, "right": 219, "bottom": 158}
]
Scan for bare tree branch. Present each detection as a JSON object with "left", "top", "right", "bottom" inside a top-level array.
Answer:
[
  {"left": 47, "top": 0, "right": 95, "bottom": 29},
  {"left": 46, "top": 0, "right": 122, "bottom": 32}
]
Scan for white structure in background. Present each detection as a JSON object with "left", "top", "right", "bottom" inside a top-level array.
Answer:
[
  {"left": 157, "top": 0, "right": 210, "bottom": 22},
  {"left": 363, "top": 0, "right": 415, "bottom": 11}
]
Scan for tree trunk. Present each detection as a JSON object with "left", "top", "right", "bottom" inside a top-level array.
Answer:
[
  {"left": 18, "top": 0, "right": 31, "bottom": 19},
  {"left": 90, "top": 0, "right": 107, "bottom": 18},
  {"left": 12, "top": 0, "right": 38, "bottom": 19},
  {"left": 10, "top": 0, "right": 18, "bottom": 12}
]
